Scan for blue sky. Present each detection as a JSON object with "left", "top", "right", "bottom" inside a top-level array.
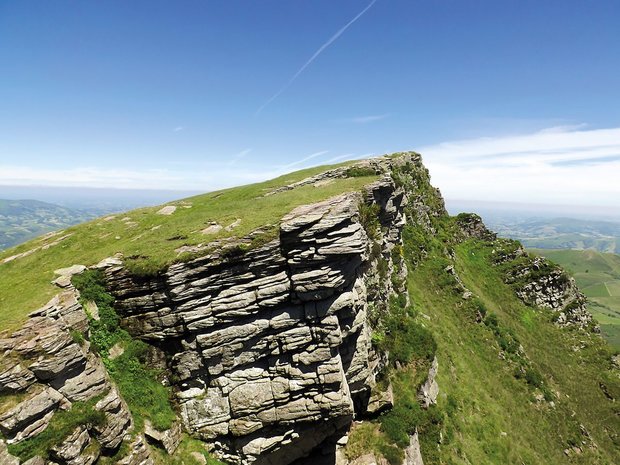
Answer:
[{"left": 1, "top": 1, "right": 619, "bottom": 207}]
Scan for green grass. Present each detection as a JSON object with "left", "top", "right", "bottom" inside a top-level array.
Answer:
[
  {"left": 417, "top": 239, "right": 620, "bottom": 464},
  {"left": 0, "top": 161, "right": 377, "bottom": 331},
  {"left": 348, "top": 213, "right": 619, "bottom": 463},
  {"left": 151, "top": 435, "right": 226, "bottom": 465},
  {"left": 7, "top": 394, "right": 106, "bottom": 461},
  {"left": 605, "top": 281, "right": 620, "bottom": 296},
  {"left": 529, "top": 248, "right": 620, "bottom": 349},
  {"left": 73, "top": 270, "right": 176, "bottom": 432}
]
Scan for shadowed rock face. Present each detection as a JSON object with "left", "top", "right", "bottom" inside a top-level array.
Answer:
[{"left": 102, "top": 159, "right": 411, "bottom": 465}]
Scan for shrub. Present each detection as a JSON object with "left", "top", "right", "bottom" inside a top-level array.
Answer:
[
  {"left": 359, "top": 202, "right": 381, "bottom": 240},
  {"left": 378, "top": 443, "right": 405, "bottom": 465},
  {"left": 70, "top": 329, "right": 85, "bottom": 345},
  {"left": 484, "top": 312, "right": 499, "bottom": 330},
  {"left": 380, "top": 401, "right": 422, "bottom": 447},
  {"left": 377, "top": 257, "right": 389, "bottom": 281},
  {"left": 71, "top": 270, "right": 114, "bottom": 306},
  {"left": 346, "top": 166, "right": 376, "bottom": 177},
  {"left": 379, "top": 297, "right": 437, "bottom": 366},
  {"left": 524, "top": 367, "right": 544, "bottom": 389}
]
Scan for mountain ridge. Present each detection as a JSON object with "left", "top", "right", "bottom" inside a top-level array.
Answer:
[{"left": 0, "top": 153, "right": 618, "bottom": 465}]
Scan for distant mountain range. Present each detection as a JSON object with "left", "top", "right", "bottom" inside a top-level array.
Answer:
[
  {"left": 446, "top": 199, "right": 620, "bottom": 253},
  {"left": 0, "top": 199, "right": 98, "bottom": 250}
]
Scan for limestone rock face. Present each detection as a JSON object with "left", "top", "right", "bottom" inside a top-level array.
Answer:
[
  {"left": 102, "top": 157, "right": 412, "bottom": 465},
  {"left": 0, "top": 287, "right": 139, "bottom": 463},
  {"left": 144, "top": 419, "right": 182, "bottom": 454},
  {"left": 505, "top": 255, "right": 594, "bottom": 329},
  {"left": 0, "top": 386, "right": 68, "bottom": 443},
  {"left": 0, "top": 440, "right": 20, "bottom": 465},
  {"left": 50, "top": 426, "right": 93, "bottom": 465},
  {"left": 403, "top": 432, "right": 424, "bottom": 465},
  {"left": 418, "top": 357, "right": 439, "bottom": 408},
  {"left": 455, "top": 213, "right": 496, "bottom": 241},
  {"left": 117, "top": 434, "right": 154, "bottom": 465}
]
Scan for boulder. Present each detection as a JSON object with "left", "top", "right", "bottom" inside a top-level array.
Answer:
[
  {"left": 50, "top": 426, "right": 93, "bottom": 464},
  {"left": 0, "top": 363, "right": 36, "bottom": 393},
  {"left": 367, "top": 383, "right": 394, "bottom": 415},
  {"left": 144, "top": 419, "right": 182, "bottom": 454},
  {"left": 0, "top": 387, "right": 69, "bottom": 443},
  {"left": 418, "top": 357, "right": 439, "bottom": 408}
]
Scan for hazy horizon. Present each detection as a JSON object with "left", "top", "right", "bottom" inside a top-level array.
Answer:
[{"left": 2, "top": 182, "right": 620, "bottom": 225}]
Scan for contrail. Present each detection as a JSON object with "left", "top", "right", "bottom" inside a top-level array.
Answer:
[
  {"left": 256, "top": 0, "right": 377, "bottom": 115},
  {"left": 279, "top": 150, "right": 329, "bottom": 170}
]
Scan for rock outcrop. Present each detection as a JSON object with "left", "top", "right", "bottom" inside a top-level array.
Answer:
[
  {"left": 101, "top": 161, "right": 410, "bottom": 464},
  {"left": 0, "top": 287, "right": 141, "bottom": 464},
  {"left": 503, "top": 252, "right": 594, "bottom": 329}
]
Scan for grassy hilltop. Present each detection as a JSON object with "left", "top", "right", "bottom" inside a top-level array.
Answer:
[{"left": 0, "top": 161, "right": 377, "bottom": 331}]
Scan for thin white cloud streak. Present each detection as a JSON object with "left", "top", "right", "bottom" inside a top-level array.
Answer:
[
  {"left": 324, "top": 153, "right": 375, "bottom": 163},
  {"left": 255, "top": 0, "right": 377, "bottom": 115},
  {"left": 339, "top": 114, "right": 389, "bottom": 124},
  {"left": 278, "top": 150, "right": 330, "bottom": 171},
  {"left": 173, "top": 126, "right": 184, "bottom": 132},
  {"left": 324, "top": 153, "right": 355, "bottom": 163},
  {"left": 228, "top": 148, "right": 252, "bottom": 166},
  {"left": 418, "top": 126, "right": 620, "bottom": 208}
]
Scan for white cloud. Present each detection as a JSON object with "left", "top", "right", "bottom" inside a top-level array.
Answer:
[
  {"left": 173, "top": 126, "right": 184, "bottom": 132},
  {"left": 338, "top": 114, "right": 389, "bottom": 124},
  {"left": 278, "top": 150, "right": 330, "bottom": 170},
  {"left": 0, "top": 164, "right": 278, "bottom": 192},
  {"left": 228, "top": 148, "right": 252, "bottom": 166},
  {"left": 417, "top": 126, "right": 620, "bottom": 208}
]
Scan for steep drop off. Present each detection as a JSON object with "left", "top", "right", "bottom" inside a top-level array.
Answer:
[{"left": 0, "top": 153, "right": 618, "bottom": 465}]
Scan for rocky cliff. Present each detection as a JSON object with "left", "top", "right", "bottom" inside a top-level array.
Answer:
[
  {"left": 1, "top": 153, "right": 617, "bottom": 465},
  {"left": 100, "top": 158, "right": 413, "bottom": 465}
]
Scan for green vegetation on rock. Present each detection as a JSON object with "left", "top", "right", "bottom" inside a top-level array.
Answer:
[
  {"left": 7, "top": 394, "right": 106, "bottom": 461},
  {"left": 414, "top": 236, "right": 620, "bottom": 464},
  {"left": 151, "top": 435, "right": 227, "bottom": 465},
  {"left": 72, "top": 270, "right": 176, "bottom": 432},
  {"left": 347, "top": 159, "right": 619, "bottom": 463}
]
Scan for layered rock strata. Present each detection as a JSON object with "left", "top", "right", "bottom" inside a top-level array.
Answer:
[
  {"left": 102, "top": 162, "right": 410, "bottom": 464},
  {"left": 0, "top": 290, "right": 141, "bottom": 464}
]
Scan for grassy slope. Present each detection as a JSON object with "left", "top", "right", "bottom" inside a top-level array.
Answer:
[
  {"left": 0, "top": 161, "right": 376, "bottom": 331},
  {"left": 529, "top": 248, "right": 620, "bottom": 349},
  {"left": 411, "top": 239, "right": 619, "bottom": 464}
]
